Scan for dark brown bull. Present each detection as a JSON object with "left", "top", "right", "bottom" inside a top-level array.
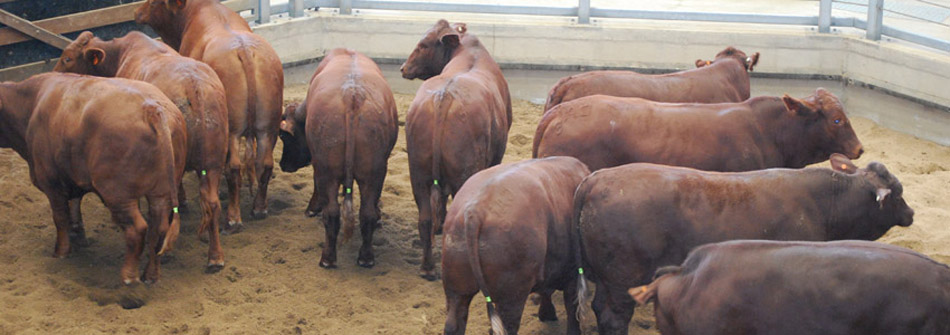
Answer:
[
  {"left": 543, "top": 46, "right": 759, "bottom": 111},
  {"left": 279, "top": 49, "right": 398, "bottom": 269},
  {"left": 400, "top": 19, "right": 512, "bottom": 280},
  {"left": 572, "top": 155, "right": 915, "bottom": 334},
  {"left": 0, "top": 73, "right": 187, "bottom": 284},
  {"left": 136, "top": 0, "right": 284, "bottom": 230},
  {"left": 630, "top": 240, "right": 950, "bottom": 335},
  {"left": 534, "top": 88, "right": 863, "bottom": 172},
  {"left": 54, "top": 30, "right": 229, "bottom": 270},
  {"left": 441, "top": 157, "right": 590, "bottom": 335}
]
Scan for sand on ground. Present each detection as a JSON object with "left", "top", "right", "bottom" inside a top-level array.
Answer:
[{"left": 0, "top": 84, "right": 947, "bottom": 335}]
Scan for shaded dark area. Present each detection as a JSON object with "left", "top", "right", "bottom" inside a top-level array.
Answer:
[{"left": 0, "top": 0, "right": 156, "bottom": 68}]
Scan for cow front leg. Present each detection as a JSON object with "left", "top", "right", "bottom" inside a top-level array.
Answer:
[
  {"left": 304, "top": 171, "right": 325, "bottom": 217},
  {"left": 46, "top": 194, "right": 71, "bottom": 258},
  {"left": 251, "top": 132, "right": 275, "bottom": 219},
  {"left": 67, "top": 196, "right": 90, "bottom": 248},
  {"left": 224, "top": 135, "right": 244, "bottom": 233}
]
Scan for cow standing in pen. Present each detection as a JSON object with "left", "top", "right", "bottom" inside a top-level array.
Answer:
[
  {"left": 54, "top": 30, "right": 229, "bottom": 271},
  {"left": 441, "top": 157, "right": 590, "bottom": 335},
  {"left": 573, "top": 155, "right": 915, "bottom": 334},
  {"left": 544, "top": 46, "right": 759, "bottom": 111},
  {"left": 279, "top": 49, "right": 398, "bottom": 269},
  {"left": 630, "top": 240, "right": 950, "bottom": 335},
  {"left": 401, "top": 19, "right": 512, "bottom": 280},
  {"left": 535, "top": 88, "right": 863, "bottom": 172},
  {"left": 136, "top": 0, "right": 284, "bottom": 230},
  {"left": 0, "top": 73, "right": 187, "bottom": 284}
]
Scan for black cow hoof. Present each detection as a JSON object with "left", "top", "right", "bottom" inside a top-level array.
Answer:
[
  {"left": 69, "top": 235, "right": 91, "bottom": 248},
  {"left": 319, "top": 260, "right": 337, "bottom": 269},
  {"left": 251, "top": 209, "right": 268, "bottom": 220},
  {"left": 419, "top": 270, "right": 438, "bottom": 281},
  {"left": 222, "top": 221, "right": 244, "bottom": 235},
  {"left": 205, "top": 263, "right": 225, "bottom": 274},
  {"left": 304, "top": 210, "right": 318, "bottom": 218},
  {"left": 358, "top": 259, "right": 376, "bottom": 268}
]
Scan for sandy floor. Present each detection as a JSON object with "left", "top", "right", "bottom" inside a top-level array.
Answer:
[{"left": 0, "top": 84, "right": 948, "bottom": 335}]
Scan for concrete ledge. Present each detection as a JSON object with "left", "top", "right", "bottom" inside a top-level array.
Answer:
[{"left": 256, "top": 11, "right": 950, "bottom": 111}]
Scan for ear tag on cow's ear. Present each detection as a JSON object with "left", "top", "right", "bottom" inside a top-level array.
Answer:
[
  {"left": 705, "top": 60, "right": 711, "bottom": 66},
  {"left": 92, "top": 55, "right": 100, "bottom": 65},
  {"left": 346, "top": 188, "right": 352, "bottom": 194},
  {"left": 840, "top": 164, "right": 847, "bottom": 170}
]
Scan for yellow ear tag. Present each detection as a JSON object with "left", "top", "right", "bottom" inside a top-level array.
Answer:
[
  {"left": 93, "top": 56, "right": 100, "bottom": 65},
  {"left": 705, "top": 60, "right": 711, "bottom": 66},
  {"left": 841, "top": 164, "right": 847, "bottom": 170}
]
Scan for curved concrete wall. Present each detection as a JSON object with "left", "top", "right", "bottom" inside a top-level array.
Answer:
[{"left": 258, "top": 11, "right": 950, "bottom": 111}]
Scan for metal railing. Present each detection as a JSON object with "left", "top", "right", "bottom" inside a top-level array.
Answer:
[{"left": 240, "top": 0, "right": 949, "bottom": 52}]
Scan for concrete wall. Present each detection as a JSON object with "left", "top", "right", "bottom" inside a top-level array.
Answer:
[{"left": 255, "top": 11, "right": 950, "bottom": 110}]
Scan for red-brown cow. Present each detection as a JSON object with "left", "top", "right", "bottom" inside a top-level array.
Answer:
[
  {"left": 278, "top": 49, "right": 398, "bottom": 268},
  {"left": 401, "top": 19, "right": 512, "bottom": 280},
  {"left": 543, "top": 46, "right": 759, "bottom": 111},
  {"left": 54, "top": 30, "right": 229, "bottom": 270},
  {"left": 442, "top": 157, "right": 590, "bottom": 335},
  {"left": 573, "top": 155, "right": 915, "bottom": 334},
  {"left": 136, "top": 0, "right": 284, "bottom": 230},
  {"left": 534, "top": 88, "right": 863, "bottom": 172},
  {"left": 0, "top": 73, "right": 187, "bottom": 284},
  {"left": 630, "top": 240, "right": 950, "bottom": 335}
]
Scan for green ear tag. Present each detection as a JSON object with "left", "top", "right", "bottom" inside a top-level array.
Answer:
[
  {"left": 433, "top": 179, "right": 439, "bottom": 186},
  {"left": 578, "top": 268, "right": 584, "bottom": 274},
  {"left": 485, "top": 296, "right": 492, "bottom": 303},
  {"left": 173, "top": 207, "right": 179, "bottom": 214},
  {"left": 201, "top": 170, "right": 207, "bottom": 176},
  {"left": 346, "top": 188, "right": 352, "bottom": 194}
]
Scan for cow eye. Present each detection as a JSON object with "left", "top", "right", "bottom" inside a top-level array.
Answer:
[
  {"left": 64, "top": 57, "right": 71, "bottom": 62},
  {"left": 834, "top": 119, "right": 841, "bottom": 124}
]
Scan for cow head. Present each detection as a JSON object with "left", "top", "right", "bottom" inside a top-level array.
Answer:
[
  {"left": 696, "top": 46, "right": 759, "bottom": 71},
  {"left": 135, "top": 0, "right": 187, "bottom": 48},
  {"left": 782, "top": 88, "right": 864, "bottom": 164},
  {"left": 53, "top": 31, "right": 108, "bottom": 75},
  {"left": 830, "top": 154, "right": 914, "bottom": 238},
  {"left": 278, "top": 103, "right": 311, "bottom": 173},
  {"left": 400, "top": 19, "right": 464, "bottom": 80}
]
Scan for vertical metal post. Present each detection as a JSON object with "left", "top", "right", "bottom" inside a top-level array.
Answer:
[
  {"left": 578, "top": 0, "right": 590, "bottom": 24},
  {"left": 258, "top": 0, "right": 270, "bottom": 23},
  {"left": 340, "top": 0, "right": 352, "bottom": 15},
  {"left": 819, "top": 0, "right": 832, "bottom": 33},
  {"left": 290, "top": 0, "right": 304, "bottom": 18},
  {"left": 866, "top": 0, "right": 883, "bottom": 40}
]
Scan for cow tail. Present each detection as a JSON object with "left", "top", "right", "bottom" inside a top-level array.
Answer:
[
  {"left": 340, "top": 87, "right": 360, "bottom": 244},
  {"left": 237, "top": 47, "right": 259, "bottom": 194},
  {"left": 149, "top": 106, "right": 181, "bottom": 256},
  {"left": 429, "top": 94, "right": 450, "bottom": 240},
  {"left": 463, "top": 205, "right": 506, "bottom": 335},
  {"left": 572, "top": 176, "right": 593, "bottom": 323}
]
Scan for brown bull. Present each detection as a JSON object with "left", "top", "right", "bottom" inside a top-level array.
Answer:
[
  {"left": 278, "top": 48, "right": 398, "bottom": 269},
  {"left": 400, "top": 19, "right": 512, "bottom": 280},
  {"left": 54, "top": 30, "right": 229, "bottom": 271},
  {"left": 534, "top": 88, "right": 863, "bottom": 172},
  {"left": 136, "top": 0, "right": 284, "bottom": 230},
  {"left": 543, "top": 46, "right": 759, "bottom": 111},
  {"left": 573, "top": 155, "right": 915, "bottom": 334},
  {"left": 441, "top": 157, "right": 590, "bottom": 335},
  {"left": 630, "top": 240, "right": 950, "bottom": 335},
  {"left": 0, "top": 73, "right": 187, "bottom": 284}
]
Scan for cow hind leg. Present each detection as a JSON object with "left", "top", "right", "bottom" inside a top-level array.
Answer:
[
  {"left": 67, "top": 196, "right": 90, "bottom": 248},
  {"left": 46, "top": 194, "right": 72, "bottom": 258},
  {"left": 596, "top": 286, "right": 638, "bottom": 335},
  {"left": 414, "top": 187, "right": 436, "bottom": 280},
  {"left": 224, "top": 135, "right": 244, "bottom": 233},
  {"left": 493, "top": 298, "right": 529, "bottom": 335},
  {"left": 304, "top": 170, "right": 326, "bottom": 217},
  {"left": 563, "top": 280, "right": 582, "bottom": 335},
  {"left": 319, "top": 181, "right": 342, "bottom": 269},
  {"left": 444, "top": 291, "right": 474, "bottom": 335},
  {"left": 537, "top": 290, "right": 558, "bottom": 321},
  {"left": 356, "top": 175, "right": 384, "bottom": 268},
  {"left": 251, "top": 132, "right": 275, "bottom": 219},
  {"left": 198, "top": 168, "right": 225, "bottom": 271},
  {"left": 109, "top": 203, "right": 148, "bottom": 285}
]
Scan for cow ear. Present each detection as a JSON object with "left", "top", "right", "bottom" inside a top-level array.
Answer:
[
  {"left": 747, "top": 52, "right": 760, "bottom": 71},
  {"left": 875, "top": 188, "right": 891, "bottom": 205},
  {"left": 695, "top": 59, "right": 710, "bottom": 68},
  {"left": 782, "top": 94, "right": 816, "bottom": 117},
  {"left": 84, "top": 48, "right": 106, "bottom": 66},
  {"left": 439, "top": 30, "right": 460, "bottom": 48},
  {"left": 830, "top": 153, "right": 858, "bottom": 174},
  {"left": 628, "top": 285, "right": 657, "bottom": 305},
  {"left": 279, "top": 120, "right": 294, "bottom": 134},
  {"left": 166, "top": 0, "right": 186, "bottom": 10}
]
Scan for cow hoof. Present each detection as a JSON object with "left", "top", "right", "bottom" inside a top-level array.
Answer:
[
  {"left": 222, "top": 221, "right": 244, "bottom": 235},
  {"left": 319, "top": 260, "right": 337, "bottom": 269},
  {"left": 69, "top": 235, "right": 91, "bottom": 248},
  {"left": 252, "top": 209, "right": 268, "bottom": 220},
  {"left": 419, "top": 270, "right": 438, "bottom": 281},
  {"left": 205, "top": 262, "right": 225, "bottom": 274},
  {"left": 305, "top": 209, "right": 318, "bottom": 218},
  {"left": 358, "top": 259, "right": 376, "bottom": 268},
  {"left": 119, "top": 296, "right": 145, "bottom": 310}
]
